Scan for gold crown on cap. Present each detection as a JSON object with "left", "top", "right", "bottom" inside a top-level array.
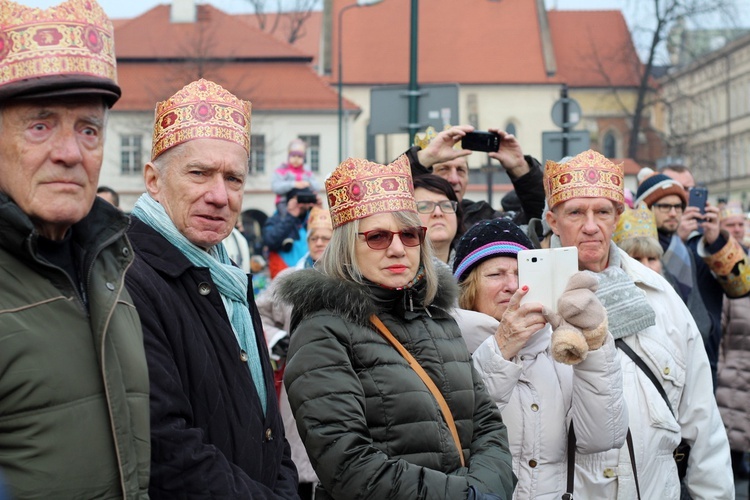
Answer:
[
  {"left": 152, "top": 78, "right": 251, "bottom": 160},
  {"left": 544, "top": 150, "right": 624, "bottom": 209},
  {"left": 413, "top": 125, "right": 461, "bottom": 150},
  {"left": 613, "top": 204, "right": 657, "bottom": 245},
  {"left": 0, "top": 0, "right": 117, "bottom": 94},
  {"left": 307, "top": 206, "right": 332, "bottom": 232},
  {"left": 325, "top": 155, "right": 416, "bottom": 229},
  {"left": 720, "top": 201, "right": 745, "bottom": 220}
]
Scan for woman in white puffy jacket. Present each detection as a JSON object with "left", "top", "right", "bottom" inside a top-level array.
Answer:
[{"left": 451, "top": 218, "right": 629, "bottom": 500}]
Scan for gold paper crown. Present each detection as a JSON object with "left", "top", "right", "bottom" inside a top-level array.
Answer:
[
  {"left": 613, "top": 204, "right": 657, "bottom": 245},
  {"left": 152, "top": 79, "right": 251, "bottom": 160},
  {"left": 413, "top": 125, "right": 461, "bottom": 150},
  {"left": 307, "top": 206, "right": 332, "bottom": 232},
  {"left": 0, "top": 0, "right": 119, "bottom": 103},
  {"left": 325, "top": 155, "right": 416, "bottom": 229},
  {"left": 544, "top": 150, "right": 624, "bottom": 209},
  {"left": 720, "top": 201, "right": 745, "bottom": 220}
]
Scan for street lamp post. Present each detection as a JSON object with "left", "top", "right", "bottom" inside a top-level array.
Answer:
[
  {"left": 407, "top": 0, "right": 419, "bottom": 145},
  {"left": 338, "top": 0, "right": 383, "bottom": 164}
]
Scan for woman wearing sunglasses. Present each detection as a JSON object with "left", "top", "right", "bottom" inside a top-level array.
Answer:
[
  {"left": 276, "top": 156, "right": 515, "bottom": 500},
  {"left": 414, "top": 174, "right": 466, "bottom": 267}
]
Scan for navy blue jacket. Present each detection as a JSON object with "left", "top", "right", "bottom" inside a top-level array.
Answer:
[{"left": 126, "top": 218, "right": 299, "bottom": 499}]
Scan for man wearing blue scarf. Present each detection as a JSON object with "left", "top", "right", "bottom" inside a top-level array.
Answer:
[{"left": 125, "top": 78, "right": 299, "bottom": 498}]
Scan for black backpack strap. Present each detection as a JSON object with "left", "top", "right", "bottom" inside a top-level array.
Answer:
[
  {"left": 626, "top": 429, "right": 642, "bottom": 500},
  {"left": 615, "top": 338, "right": 674, "bottom": 414},
  {"left": 562, "top": 423, "right": 576, "bottom": 500}
]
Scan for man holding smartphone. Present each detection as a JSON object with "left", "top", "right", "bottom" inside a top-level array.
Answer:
[
  {"left": 544, "top": 150, "right": 732, "bottom": 499},
  {"left": 406, "top": 125, "right": 546, "bottom": 229},
  {"left": 636, "top": 170, "right": 750, "bottom": 388}
]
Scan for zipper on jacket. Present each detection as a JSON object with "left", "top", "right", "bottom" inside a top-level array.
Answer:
[
  {"left": 91, "top": 233, "right": 133, "bottom": 499},
  {"left": 25, "top": 237, "right": 88, "bottom": 313}
]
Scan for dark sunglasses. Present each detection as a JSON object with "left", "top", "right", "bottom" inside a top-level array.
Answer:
[
  {"left": 288, "top": 151, "right": 305, "bottom": 158},
  {"left": 357, "top": 227, "right": 426, "bottom": 250}
]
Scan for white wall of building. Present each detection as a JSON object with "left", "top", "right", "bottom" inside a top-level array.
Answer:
[{"left": 100, "top": 110, "right": 342, "bottom": 216}]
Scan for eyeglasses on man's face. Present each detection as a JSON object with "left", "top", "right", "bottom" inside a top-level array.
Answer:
[
  {"left": 652, "top": 202, "right": 684, "bottom": 214},
  {"left": 416, "top": 200, "right": 458, "bottom": 214},
  {"left": 357, "top": 227, "right": 427, "bottom": 250}
]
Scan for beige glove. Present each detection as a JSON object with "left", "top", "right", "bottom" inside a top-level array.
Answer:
[{"left": 545, "top": 272, "right": 608, "bottom": 365}]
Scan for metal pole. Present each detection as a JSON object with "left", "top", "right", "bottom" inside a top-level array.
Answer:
[
  {"left": 407, "top": 0, "right": 419, "bottom": 144},
  {"left": 338, "top": 4, "right": 356, "bottom": 165},
  {"left": 561, "top": 84, "right": 569, "bottom": 158}
]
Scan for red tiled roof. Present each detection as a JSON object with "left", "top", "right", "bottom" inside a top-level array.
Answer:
[
  {"left": 548, "top": 10, "right": 642, "bottom": 87},
  {"left": 113, "top": 4, "right": 355, "bottom": 113},
  {"left": 115, "top": 62, "right": 357, "bottom": 112},
  {"left": 235, "top": 12, "right": 322, "bottom": 64},
  {"left": 115, "top": 4, "right": 310, "bottom": 60},
  {"left": 333, "top": 0, "right": 550, "bottom": 85},
  {"left": 331, "top": 0, "right": 641, "bottom": 88}
]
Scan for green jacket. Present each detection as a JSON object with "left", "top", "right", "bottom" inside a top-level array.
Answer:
[
  {"left": 0, "top": 195, "right": 150, "bottom": 499},
  {"left": 279, "top": 266, "right": 515, "bottom": 500}
]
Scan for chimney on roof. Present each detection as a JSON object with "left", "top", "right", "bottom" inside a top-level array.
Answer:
[{"left": 171, "top": 0, "right": 197, "bottom": 23}]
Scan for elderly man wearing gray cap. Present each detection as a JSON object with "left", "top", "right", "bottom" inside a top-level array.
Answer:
[{"left": 0, "top": 0, "right": 150, "bottom": 498}]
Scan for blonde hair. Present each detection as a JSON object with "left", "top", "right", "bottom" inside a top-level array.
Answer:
[
  {"left": 318, "top": 211, "right": 438, "bottom": 304},
  {"left": 457, "top": 268, "right": 481, "bottom": 310},
  {"left": 617, "top": 236, "right": 663, "bottom": 260}
]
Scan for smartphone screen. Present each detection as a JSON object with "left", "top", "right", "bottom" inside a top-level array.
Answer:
[{"left": 462, "top": 131, "right": 501, "bottom": 152}]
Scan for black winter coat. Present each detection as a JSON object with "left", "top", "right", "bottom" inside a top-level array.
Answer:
[
  {"left": 278, "top": 266, "right": 515, "bottom": 500},
  {"left": 125, "top": 218, "right": 299, "bottom": 499}
]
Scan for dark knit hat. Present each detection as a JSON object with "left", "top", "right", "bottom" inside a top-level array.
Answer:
[
  {"left": 634, "top": 174, "right": 688, "bottom": 208},
  {"left": 453, "top": 218, "right": 532, "bottom": 283}
]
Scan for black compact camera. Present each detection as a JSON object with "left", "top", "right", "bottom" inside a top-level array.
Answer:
[
  {"left": 462, "top": 131, "right": 501, "bottom": 152},
  {"left": 296, "top": 193, "right": 317, "bottom": 204}
]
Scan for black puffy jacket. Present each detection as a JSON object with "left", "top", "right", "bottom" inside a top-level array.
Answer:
[{"left": 278, "top": 266, "right": 516, "bottom": 500}]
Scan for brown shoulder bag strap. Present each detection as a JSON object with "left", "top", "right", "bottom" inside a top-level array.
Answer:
[{"left": 369, "top": 314, "right": 466, "bottom": 467}]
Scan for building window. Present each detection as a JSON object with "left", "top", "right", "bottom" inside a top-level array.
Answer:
[
  {"left": 603, "top": 131, "right": 617, "bottom": 158},
  {"left": 250, "top": 134, "right": 265, "bottom": 174},
  {"left": 298, "top": 135, "right": 320, "bottom": 172},
  {"left": 120, "top": 135, "right": 143, "bottom": 175}
]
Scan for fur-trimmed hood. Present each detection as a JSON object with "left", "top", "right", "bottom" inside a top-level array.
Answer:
[{"left": 276, "top": 263, "right": 459, "bottom": 330}]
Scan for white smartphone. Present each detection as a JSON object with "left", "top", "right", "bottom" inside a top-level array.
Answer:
[{"left": 518, "top": 247, "right": 579, "bottom": 313}]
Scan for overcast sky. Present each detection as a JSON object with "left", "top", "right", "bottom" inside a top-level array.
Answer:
[
  {"left": 16, "top": 0, "right": 642, "bottom": 19},
  {"left": 18, "top": 0, "right": 750, "bottom": 63}
]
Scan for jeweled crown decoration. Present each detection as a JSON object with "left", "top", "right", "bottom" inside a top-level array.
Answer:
[
  {"left": 151, "top": 79, "right": 251, "bottom": 160},
  {"left": 544, "top": 150, "right": 624, "bottom": 209},
  {"left": 413, "top": 124, "right": 462, "bottom": 150},
  {"left": 0, "top": 0, "right": 117, "bottom": 90},
  {"left": 307, "top": 206, "right": 332, "bottom": 232},
  {"left": 325, "top": 155, "right": 417, "bottom": 228},
  {"left": 720, "top": 201, "right": 745, "bottom": 220},
  {"left": 613, "top": 204, "right": 658, "bottom": 245}
]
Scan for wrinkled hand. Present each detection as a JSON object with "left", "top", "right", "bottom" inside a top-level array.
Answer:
[
  {"left": 555, "top": 271, "right": 608, "bottom": 351},
  {"left": 487, "top": 128, "right": 528, "bottom": 179},
  {"left": 494, "top": 286, "right": 546, "bottom": 360},
  {"left": 416, "top": 124, "right": 474, "bottom": 167}
]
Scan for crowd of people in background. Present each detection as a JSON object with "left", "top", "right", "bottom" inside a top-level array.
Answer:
[{"left": 2, "top": 0, "right": 750, "bottom": 499}]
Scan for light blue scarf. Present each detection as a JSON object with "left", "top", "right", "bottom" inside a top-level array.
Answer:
[{"left": 132, "top": 194, "right": 267, "bottom": 414}]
